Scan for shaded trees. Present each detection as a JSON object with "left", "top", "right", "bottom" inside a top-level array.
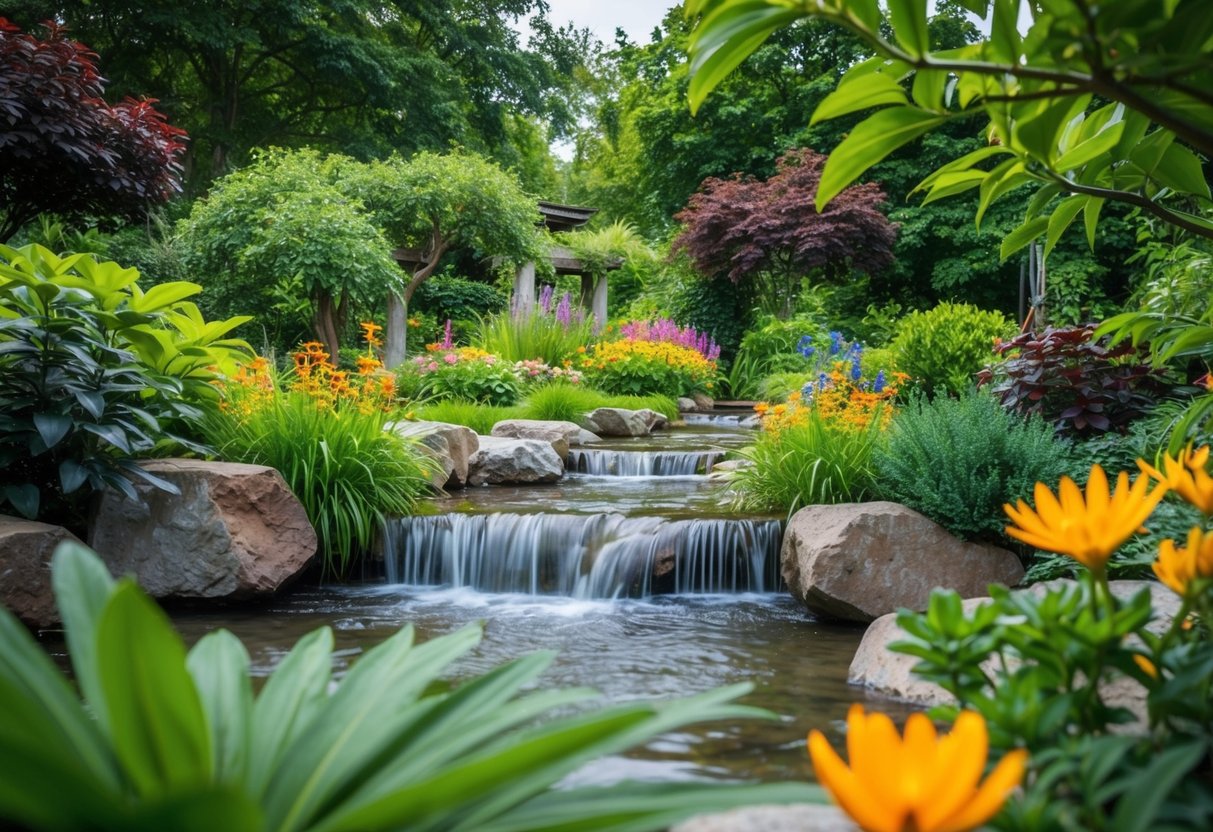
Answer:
[
  {"left": 672, "top": 149, "right": 896, "bottom": 316},
  {"left": 0, "top": 19, "right": 185, "bottom": 240}
]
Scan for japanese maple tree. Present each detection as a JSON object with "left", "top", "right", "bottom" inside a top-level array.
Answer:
[
  {"left": 672, "top": 148, "right": 896, "bottom": 316},
  {"left": 0, "top": 18, "right": 186, "bottom": 240}
]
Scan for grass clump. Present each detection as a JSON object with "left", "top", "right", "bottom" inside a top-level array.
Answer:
[
  {"left": 874, "top": 389, "right": 1073, "bottom": 543},
  {"left": 519, "top": 383, "right": 679, "bottom": 423},
  {"left": 413, "top": 400, "right": 525, "bottom": 434},
  {"left": 730, "top": 409, "right": 883, "bottom": 514}
]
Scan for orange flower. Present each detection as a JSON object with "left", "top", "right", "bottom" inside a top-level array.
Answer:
[
  {"left": 1140, "top": 446, "right": 1213, "bottom": 514},
  {"left": 1154, "top": 527, "right": 1213, "bottom": 597}
]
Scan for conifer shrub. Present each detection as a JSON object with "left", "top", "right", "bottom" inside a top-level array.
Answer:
[{"left": 874, "top": 389, "right": 1073, "bottom": 543}]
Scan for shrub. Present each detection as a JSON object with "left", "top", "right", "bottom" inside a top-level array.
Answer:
[
  {"left": 412, "top": 346, "right": 522, "bottom": 406},
  {"left": 891, "top": 302, "right": 1013, "bottom": 397},
  {"left": 977, "top": 325, "right": 1171, "bottom": 436},
  {"left": 729, "top": 409, "right": 884, "bottom": 514},
  {"left": 512, "top": 358, "right": 583, "bottom": 389},
  {"left": 0, "top": 244, "right": 250, "bottom": 526},
  {"left": 874, "top": 390, "right": 1073, "bottom": 543},
  {"left": 581, "top": 340, "right": 718, "bottom": 399},
  {"left": 412, "top": 400, "right": 525, "bottom": 435},
  {"left": 0, "top": 541, "right": 816, "bottom": 831},
  {"left": 727, "top": 314, "right": 823, "bottom": 399},
  {"left": 410, "top": 273, "right": 507, "bottom": 329},
  {"left": 205, "top": 356, "right": 432, "bottom": 577},
  {"left": 476, "top": 288, "right": 594, "bottom": 365}
]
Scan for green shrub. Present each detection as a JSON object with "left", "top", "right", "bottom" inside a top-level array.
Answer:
[
  {"left": 412, "top": 400, "right": 525, "bottom": 435},
  {"left": 417, "top": 354, "right": 522, "bottom": 406},
  {"left": 201, "top": 393, "right": 434, "bottom": 577},
  {"left": 729, "top": 411, "right": 884, "bottom": 514},
  {"left": 756, "top": 372, "right": 813, "bottom": 403},
  {"left": 727, "top": 314, "right": 824, "bottom": 399},
  {"left": 0, "top": 244, "right": 251, "bottom": 526},
  {"left": 0, "top": 541, "right": 817, "bottom": 832},
  {"left": 874, "top": 390, "right": 1073, "bottom": 543},
  {"left": 411, "top": 273, "right": 507, "bottom": 327},
  {"left": 890, "top": 302, "right": 1013, "bottom": 397}
]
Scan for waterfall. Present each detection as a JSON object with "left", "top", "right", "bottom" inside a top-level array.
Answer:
[
  {"left": 383, "top": 513, "right": 783, "bottom": 598},
  {"left": 565, "top": 449, "right": 721, "bottom": 477}
]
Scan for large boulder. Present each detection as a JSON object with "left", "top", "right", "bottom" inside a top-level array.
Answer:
[
  {"left": 89, "top": 460, "right": 317, "bottom": 600},
  {"left": 490, "top": 419, "right": 592, "bottom": 459},
  {"left": 467, "top": 436, "right": 563, "bottom": 486},
  {"left": 849, "top": 580, "right": 1181, "bottom": 724},
  {"left": 389, "top": 420, "right": 479, "bottom": 489},
  {"left": 582, "top": 407, "right": 665, "bottom": 437},
  {"left": 781, "top": 501, "right": 1024, "bottom": 623},
  {"left": 0, "top": 516, "right": 84, "bottom": 629},
  {"left": 673, "top": 805, "right": 855, "bottom": 832}
]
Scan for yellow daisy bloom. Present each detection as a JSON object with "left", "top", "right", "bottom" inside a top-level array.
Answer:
[
  {"left": 1003, "top": 464, "right": 1167, "bottom": 574},
  {"left": 1139, "top": 446, "right": 1213, "bottom": 515},
  {"left": 808, "top": 706, "right": 1027, "bottom": 832},
  {"left": 1153, "top": 527, "right": 1213, "bottom": 597}
]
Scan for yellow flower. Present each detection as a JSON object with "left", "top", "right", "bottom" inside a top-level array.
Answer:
[
  {"left": 1004, "top": 464, "right": 1167, "bottom": 574},
  {"left": 1133, "top": 653, "right": 1159, "bottom": 679},
  {"left": 1153, "top": 527, "right": 1213, "bottom": 596},
  {"left": 808, "top": 706, "right": 1027, "bottom": 832},
  {"left": 1140, "top": 446, "right": 1213, "bottom": 514}
]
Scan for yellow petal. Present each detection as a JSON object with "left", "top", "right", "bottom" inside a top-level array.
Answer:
[
  {"left": 850, "top": 709, "right": 908, "bottom": 814},
  {"left": 809, "top": 730, "right": 900, "bottom": 832},
  {"left": 915, "top": 712, "right": 988, "bottom": 831},
  {"left": 935, "top": 748, "right": 1028, "bottom": 832}
]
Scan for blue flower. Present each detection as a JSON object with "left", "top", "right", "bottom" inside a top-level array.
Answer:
[
  {"left": 850, "top": 354, "right": 862, "bottom": 382},
  {"left": 873, "top": 370, "right": 886, "bottom": 394},
  {"left": 798, "top": 335, "right": 816, "bottom": 358},
  {"left": 828, "top": 331, "right": 843, "bottom": 355}
]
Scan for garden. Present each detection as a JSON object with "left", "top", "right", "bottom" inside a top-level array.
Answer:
[{"left": 2, "top": 1, "right": 1213, "bottom": 830}]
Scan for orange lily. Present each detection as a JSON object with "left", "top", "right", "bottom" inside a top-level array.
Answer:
[
  {"left": 1154, "top": 527, "right": 1213, "bottom": 597},
  {"left": 1140, "top": 446, "right": 1213, "bottom": 515}
]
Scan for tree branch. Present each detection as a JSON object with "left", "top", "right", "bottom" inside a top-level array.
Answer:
[{"left": 1043, "top": 172, "right": 1213, "bottom": 241}]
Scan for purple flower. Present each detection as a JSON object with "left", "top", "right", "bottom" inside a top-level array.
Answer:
[
  {"left": 555, "top": 292, "right": 573, "bottom": 327},
  {"left": 850, "top": 354, "right": 862, "bottom": 382},
  {"left": 441, "top": 319, "right": 453, "bottom": 349},
  {"left": 538, "top": 284, "right": 554, "bottom": 315}
]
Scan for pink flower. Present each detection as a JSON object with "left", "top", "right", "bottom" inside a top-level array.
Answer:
[{"left": 443, "top": 353, "right": 458, "bottom": 365}]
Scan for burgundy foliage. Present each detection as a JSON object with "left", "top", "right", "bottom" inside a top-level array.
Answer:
[
  {"left": 977, "top": 325, "right": 1171, "bottom": 436},
  {"left": 0, "top": 19, "right": 186, "bottom": 240},
  {"left": 671, "top": 149, "right": 897, "bottom": 308}
]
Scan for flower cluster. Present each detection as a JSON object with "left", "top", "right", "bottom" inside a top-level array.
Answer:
[
  {"left": 617, "top": 318, "right": 722, "bottom": 361},
  {"left": 581, "top": 339, "right": 718, "bottom": 398},
  {"left": 220, "top": 355, "right": 275, "bottom": 418},
  {"left": 416, "top": 344, "right": 497, "bottom": 373},
  {"left": 291, "top": 335, "right": 395, "bottom": 413},
  {"left": 512, "top": 358, "right": 582, "bottom": 386}
]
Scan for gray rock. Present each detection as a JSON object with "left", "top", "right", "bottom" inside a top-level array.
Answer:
[
  {"left": 89, "top": 460, "right": 317, "bottom": 600},
  {"left": 467, "top": 436, "right": 563, "bottom": 486},
  {"left": 0, "top": 516, "right": 84, "bottom": 629},
  {"left": 582, "top": 407, "right": 652, "bottom": 437},
  {"left": 781, "top": 501, "right": 1024, "bottom": 623},
  {"left": 389, "top": 420, "right": 479, "bottom": 489},
  {"left": 638, "top": 408, "right": 669, "bottom": 431},
  {"left": 673, "top": 804, "right": 856, "bottom": 832},
  {"left": 692, "top": 393, "right": 715, "bottom": 411},
  {"left": 572, "top": 428, "right": 602, "bottom": 446},
  {"left": 677, "top": 396, "right": 698, "bottom": 413},
  {"left": 490, "top": 419, "right": 589, "bottom": 459}
]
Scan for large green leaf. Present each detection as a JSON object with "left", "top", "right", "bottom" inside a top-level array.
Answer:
[
  {"left": 187, "top": 630, "right": 253, "bottom": 786},
  {"left": 811, "top": 71, "right": 909, "bottom": 124},
  {"left": 52, "top": 541, "right": 116, "bottom": 735},
  {"left": 886, "top": 0, "right": 930, "bottom": 57},
  {"left": 686, "top": 1, "right": 805, "bottom": 113},
  {"left": 96, "top": 581, "right": 213, "bottom": 796},
  {"left": 817, "top": 107, "right": 949, "bottom": 208}
]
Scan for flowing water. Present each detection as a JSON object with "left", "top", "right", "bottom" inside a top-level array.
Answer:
[{"left": 167, "top": 416, "right": 916, "bottom": 785}]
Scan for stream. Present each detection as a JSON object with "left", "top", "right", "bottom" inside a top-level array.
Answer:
[{"left": 169, "top": 416, "right": 915, "bottom": 785}]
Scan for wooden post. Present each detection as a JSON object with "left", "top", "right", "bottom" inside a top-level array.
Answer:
[
  {"left": 513, "top": 261, "right": 536, "bottom": 317},
  {"left": 384, "top": 292, "right": 406, "bottom": 369},
  {"left": 591, "top": 274, "right": 608, "bottom": 333}
]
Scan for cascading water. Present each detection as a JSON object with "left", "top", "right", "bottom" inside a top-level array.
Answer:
[
  {"left": 383, "top": 512, "right": 782, "bottom": 598},
  {"left": 565, "top": 448, "right": 720, "bottom": 476}
]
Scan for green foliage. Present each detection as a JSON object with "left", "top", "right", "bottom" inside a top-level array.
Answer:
[
  {"left": 178, "top": 148, "right": 402, "bottom": 357},
  {"left": 0, "top": 541, "right": 818, "bottom": 831},
  {"left": 894, "top": 578, "right": 1213, "bottom": 831},
  {"left": 874, "top": 390, "right": 1074, "bottom": 543},
  {"left": 727, "top": 315, "right": 824, "bottom": 399},
  {"left": 0, "top": 244, "right": 250, "bottom": 525},
  {"left": 558, "top": 220, "right": 657, "bottom": 315},
  {"left": 201, "top": 393, "right": 433, "bottom": 578},
  {"left": 755, "top": 372, "right": 813, "bottom": 404},
  {"left": 412, "top": 401, "right": 526, "bottom": 436},
  {"left": 420, "top": 356, "right": 523, "bottom": 407},
  {"left": 520, "top": 383, "right": 679, "bottom": 424},
  {"left": 891, "top": 302, "right": 1012, "bottom": 397},
  {"left": 728, "top": 411, "right": 884, "bottom": 514},
  {"left": 476, "top": 305, "right": 595, "bottom": 366},
  {"left": 668, "top": 270, "right": 754, "bottom": 366},
  {"left": 410, "top": 274, "right": 508, "bottom": 333}
]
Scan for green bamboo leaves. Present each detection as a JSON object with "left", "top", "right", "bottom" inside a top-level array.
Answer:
[{"left": 0, "top": 542, "right": 821, "bottom": 831}]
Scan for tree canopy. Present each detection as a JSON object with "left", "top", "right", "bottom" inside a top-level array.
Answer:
[
  {"left": 0, "top": 18, "right": 185, "bottom": 241},
  {"left": 672, "top": 148, "right": 897, "bottom": 316}
]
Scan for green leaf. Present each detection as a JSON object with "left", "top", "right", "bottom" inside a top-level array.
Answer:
[
  {"left": 1044, "top": 195, "right": 1086, "bottom": 258},
  {"left": 1053, "top": 120, "right": 1124, "bottom": 172},
  {"left": 817, "top": 107, "right": 949, "bottom": 209},
  {"left": 3, "top": 484, "right": 39, "bottom": 519},
  {"left": 33, "top": 412, "right": 72, "bottom": 450},
  {"left": 128, "top": 281, "right": 202, "bottom": 313},
  {"left": 52, "top": 541, "right": 116, "bottom": 736},
  {"left": 1152, "top": 143, "right": 1211, "bottom": 197},
  {"left": 187, "top": 630, "right": 253, "bottom": 786},
  {"left": 1000, "top": 216, "right": 1050, "bottom": 261},
  {"left": 687, "top": 2, "right": 805, "bottom": 113},
  {"left": 811, "top": 72, "right": 909, "bottom": 124},
  {"left": 97, "top": 581, "right": 213, "bottom": 796},
  {"left": 886, "top": 0, "right": 930, "bottom": 56},
  {"left": 1083, "top": 196, "right": 1105, "bottom": 248},
  {"left": 1109, "top": 740, "right": 1207, "bottom": 832}
]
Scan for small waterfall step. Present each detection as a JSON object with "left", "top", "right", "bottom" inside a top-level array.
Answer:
[
  {"left": 566, "top": 448, "right": 721, "bottom": 477},
  {"left": 384, "top": 512, "right": 782, "bottom": 598}
]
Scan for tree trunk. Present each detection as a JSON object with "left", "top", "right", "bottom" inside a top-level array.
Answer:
[{"left": 313, "top": 291, "right": 341, "bottom": 364}]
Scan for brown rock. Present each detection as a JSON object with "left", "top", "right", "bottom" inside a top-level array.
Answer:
[
  {"left": 692, "top": 393, "right": 715, "bottom": 411},
  {"left": 581, "top": 407, "right": 652, "bottom": 437},
  {"left": 781, "top": 502, "right": 1024, "bottom": 623},
  {"left": 490, "top": 419, "right": 588, "bottom": 458},
  {"left": 89, "top": 460, "right": 316, "bottom": 600},
  {"left": 0, "top": 516, "right": 84, "bottom": 629}
]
